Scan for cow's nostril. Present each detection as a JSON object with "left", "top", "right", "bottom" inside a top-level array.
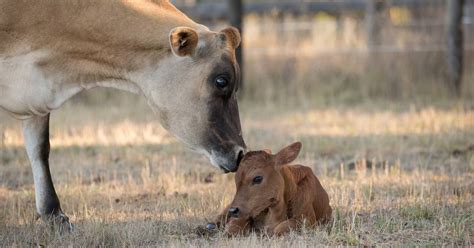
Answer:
[{"left": 228, "top": 207, "right": 240, "bottom": 217}]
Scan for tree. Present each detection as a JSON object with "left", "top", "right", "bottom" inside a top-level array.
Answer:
[
  {"left": 227, "top": 0, "right": 244, "bottom": 90},
  {"left": 365, "top": 0, "right": 385, "bottom": 52},
  {"left": 446, "top": 0, "right": 465, "bottom": 96}
]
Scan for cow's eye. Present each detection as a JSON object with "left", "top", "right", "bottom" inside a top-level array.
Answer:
[
  {"left": 214, "top": 76, "right": 229, "bottom": 89},
  {"left": 252, "top": 176, "right": 263, "bottom": 185}
]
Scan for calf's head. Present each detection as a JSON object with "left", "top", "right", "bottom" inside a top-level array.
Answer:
[
  {"left": 136, "top": 26, "right": 245, "bottom": 172},
  {"left": 228, "top": 142, "right": 302, "bottom": 219}
]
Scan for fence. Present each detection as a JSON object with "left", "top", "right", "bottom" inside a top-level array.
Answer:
[{"left": 173, "top": 0, "right": 473, "bottom": 96}]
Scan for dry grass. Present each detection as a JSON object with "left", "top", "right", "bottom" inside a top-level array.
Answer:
[{"left": 0, "top": 93, "right": 472, "bottom": 246}]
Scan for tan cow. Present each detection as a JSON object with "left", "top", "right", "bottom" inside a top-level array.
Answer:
[
  {"left": 208, "top": 142, "right": 332, "bottom": 236},
  {"left": 0, "top": 0, "right": 246, "bottom": 229}
]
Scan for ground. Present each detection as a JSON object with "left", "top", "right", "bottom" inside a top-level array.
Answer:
[{"left": 0, "top": 91, "right": 472, "bottom": 246}]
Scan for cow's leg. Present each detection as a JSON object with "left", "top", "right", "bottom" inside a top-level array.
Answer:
[{"left": 22, "top": 114, "right": 73, "bottom": 231}]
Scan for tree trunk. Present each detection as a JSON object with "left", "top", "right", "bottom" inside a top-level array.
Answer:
[
  {"left": 365, "top": 0, "right": 382, "bottom": 52},
  {"left": 227, "top": 0, "right": 244, "bottom": 90},
  {"left": 446, "top": 0, "right": 464, "bottom": 97}
]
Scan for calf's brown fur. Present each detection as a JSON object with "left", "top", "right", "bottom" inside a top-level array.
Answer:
[{"left": 209, "top": 142, "right": 332, "bottom": 236}]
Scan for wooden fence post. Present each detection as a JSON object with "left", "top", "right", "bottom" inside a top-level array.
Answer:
[
  {"left": 227, "top": 0, "right": 244, "bottom": 90},
  {"left": 365, "top": 0, "right": 386, "bottom": 53},
  {"left": 365, "top": 0, "right": 379, "bottom": 51},
  {"left": 446, "top": 0, "right": 464, "bottom": 96}
]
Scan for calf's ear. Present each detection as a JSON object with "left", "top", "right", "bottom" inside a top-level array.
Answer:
[
  {"left": 274, "top": 142, "right": 302, "bottom": 165},
  {"left": 169, "top": 27, "right": 199, "bottom": 57}
]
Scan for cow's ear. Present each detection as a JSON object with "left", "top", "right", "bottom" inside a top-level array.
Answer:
[
  {"left": 220, "top": 27, "right": 241, "bottom": 49},
  {"left": 169, "top": 27, "right": 199, "bottom": 57},
  {"left": 274, "top": 142, "right": 302, "bottom": 166}
]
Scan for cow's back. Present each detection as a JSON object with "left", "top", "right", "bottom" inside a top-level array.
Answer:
[{"left": 0, "top": 0, "right": 201, "bottom": 118}]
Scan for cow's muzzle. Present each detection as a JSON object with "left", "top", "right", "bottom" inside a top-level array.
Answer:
[{"left": 214, "top": 146, "right": 245, "bottom": 173}]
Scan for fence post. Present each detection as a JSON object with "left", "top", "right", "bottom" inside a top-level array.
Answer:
[
  {"left": 446, "top": 0, "right": 464, "bottom": 97},
  {"left": 365, "top": 0, "right": 385, "bottom": 52},
  {"left": 365, "top": 0, "right": 378, "bottom": 51},
  {"left": 227, "top": 0, "right": 244, "bottom": 91}
]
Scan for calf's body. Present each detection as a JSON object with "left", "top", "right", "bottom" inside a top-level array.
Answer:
[{"left": 210, "top": 142, "right": 332, "bottom": 235}]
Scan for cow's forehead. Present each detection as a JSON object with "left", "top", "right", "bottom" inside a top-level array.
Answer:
[{"left": 196, "top": 31, "right": 236, "bottom": 60}]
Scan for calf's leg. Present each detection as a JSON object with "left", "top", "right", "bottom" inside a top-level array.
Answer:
[
  {"left": 272, "top": 219, "right": 298, "bottom": 236},
  {"left": 207, "top": 204, "right": 231, "bottom": 230},
  {"left": 22, "top": 114, "right": 72, "bottom": 231},
  {"left": 225, "top": 217, "right": 250, "bottom": 236}
]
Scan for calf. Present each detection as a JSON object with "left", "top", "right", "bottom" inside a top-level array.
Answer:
[{"left": 208, "top": 142, "right": 332, "bottom": 236}]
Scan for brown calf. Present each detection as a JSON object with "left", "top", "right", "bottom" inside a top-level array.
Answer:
[{"left": 208, "top": 142, "right": 332, "bottom": 236}]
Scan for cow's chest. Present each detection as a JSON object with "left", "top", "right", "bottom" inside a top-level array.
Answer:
[{"left": 0, "top": 50, "right": 83, "bottom": 119}]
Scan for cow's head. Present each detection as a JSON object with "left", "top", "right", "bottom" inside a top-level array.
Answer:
[
  {"left": 227, "top": 142, "right": 302, "bottom": 219},
  {"left": 136, "top": 26, "right": 245, "bottom": 172}
]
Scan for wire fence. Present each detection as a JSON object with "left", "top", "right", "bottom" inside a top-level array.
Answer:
[{"left": 174, "top": 0, "right": 474, "bottom": 54}]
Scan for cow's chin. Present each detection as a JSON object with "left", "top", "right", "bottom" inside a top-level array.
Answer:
[
  {"left": 209, "top": 151, "right": 239, "bottom": 173},
  {"left": 189, "top": 146, "right": 236, "bottom": 173},
  {"left": 219, "top": 166, "right": 231, "bottom": 173}
]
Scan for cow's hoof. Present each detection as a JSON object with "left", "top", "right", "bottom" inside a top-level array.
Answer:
[
  {"left": 56, "top": 213, "right": 75, "bottom": 233},
  {"left": 41, "top": 212, "right": 74, "bottom": 233}
]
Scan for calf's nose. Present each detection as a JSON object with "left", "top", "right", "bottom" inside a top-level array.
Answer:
[{"left": 228, "top": 207, "right": 240, "bottom": 217}]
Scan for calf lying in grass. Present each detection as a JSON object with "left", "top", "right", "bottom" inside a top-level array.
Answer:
[{"left": 207, "top": 142, "right": 332, "bottom": 236}]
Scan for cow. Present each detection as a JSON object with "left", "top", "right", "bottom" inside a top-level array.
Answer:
[
  {"left": 0, "top": 0, "right": 246, "bottom": 229},
  {"left": 207, "top": 142, "right": 332, "bottom": 236}
]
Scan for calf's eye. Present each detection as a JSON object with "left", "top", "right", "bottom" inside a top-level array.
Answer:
[{"left": 252, "top": 176, "right": 263, "bottom": 185}]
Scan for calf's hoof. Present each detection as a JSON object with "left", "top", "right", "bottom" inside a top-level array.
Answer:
[
  {"left": 195, "top": 223, "right": 218, "bottom": 237},
  {"left": 206, "top": 223, "right": 217, "bottom": 230}
]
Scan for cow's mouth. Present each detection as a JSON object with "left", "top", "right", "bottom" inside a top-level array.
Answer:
[
  {"left": 220, "top": 166, "right": 231, "bottom": 173},
  {"left": 219, "top": 150, "right": 244, "bottom": 173}
]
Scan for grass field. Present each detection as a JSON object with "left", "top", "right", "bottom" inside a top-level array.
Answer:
[{"left": 0, "top": 89, "right": 472, "bottom": 246}]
